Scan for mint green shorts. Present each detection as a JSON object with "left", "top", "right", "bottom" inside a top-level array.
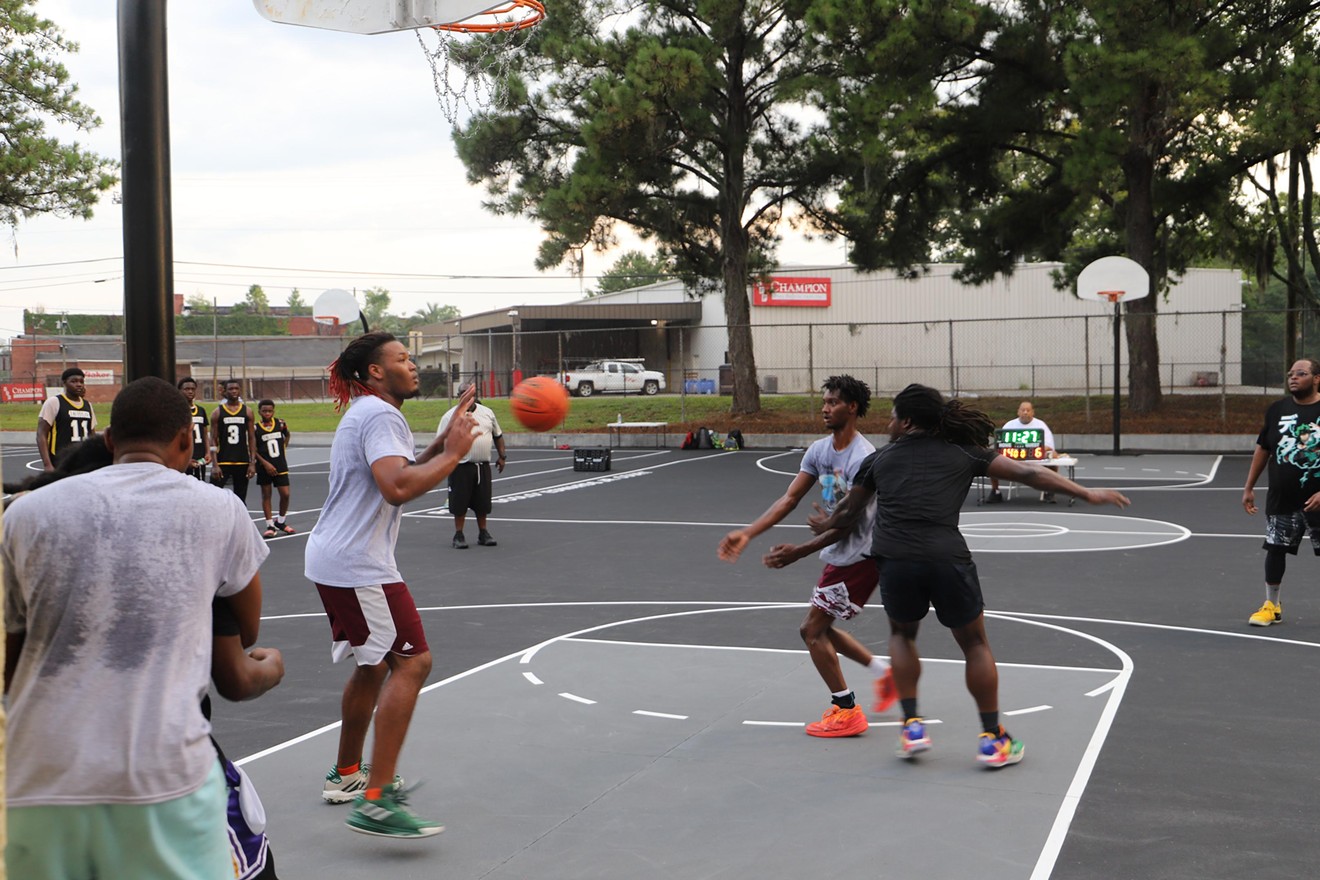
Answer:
[{"left": 7, "top": 760, "right": 231, "bottom": 880}]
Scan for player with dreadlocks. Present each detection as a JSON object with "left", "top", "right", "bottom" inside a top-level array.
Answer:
[
  {"left": 305, "top": 331, "right": 478, "bottom": 839},
  {"left": 810, "top": 384, "right": 1129, "bottom": 767}
]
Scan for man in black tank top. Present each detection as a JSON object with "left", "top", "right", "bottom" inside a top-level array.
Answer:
[
  {"left": 255, "top": 399, "right": 294, "bottom": 538},
  {"left": 210, "top": 379, "right": 256, "bottom": 503},
  {"left": 178, "top": 377, "right": 211, "bottom": 480},
  {"left": 37, "top": 368, "right": 97, "bottom": 471}
]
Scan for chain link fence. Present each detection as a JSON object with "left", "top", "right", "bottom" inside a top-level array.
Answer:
[{"left": 4, "top": 307, "right": 1311, "bottom": 403}]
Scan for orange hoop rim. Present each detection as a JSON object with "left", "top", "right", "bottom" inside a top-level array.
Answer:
[
  {"left": 1099, "top": 290, "right": 1126, "bottom": 303},
  {"left": 432, "top": 0, "right": 545, "bottom": 33}
]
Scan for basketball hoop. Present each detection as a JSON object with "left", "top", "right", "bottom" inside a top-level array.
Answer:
[
  {"left": 1099, "top": 290, "right": 1125, "bottom": 304},
  {"left": 417, "top": 0, "right": 545, "bottom": 126}
]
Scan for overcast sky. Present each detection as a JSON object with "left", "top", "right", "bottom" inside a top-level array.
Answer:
[{"left": 0, "top": 2, "right": 844, "bottom": 341}]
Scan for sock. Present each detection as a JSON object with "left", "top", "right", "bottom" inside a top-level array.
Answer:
[
  {"left": 265, "top": 519, "right": 274, "bottom": 528},
  {"left": 364, "top": 787, "right": 383, "bottom": 801},
  {"left": 980, "top": 712, "right": 1000, "bottom": 736},
  {"left": 337, "top": 761, "right": 360, "bottom": 776},
  {"left": 866, "top": 657, "right": 890, "bottom": 676},
  {"left": 1268, "top": 584, "right": 1282, "bottom": 605},
  {"left": 900, "top": 698, "right": 918, "bottom": 721},
  {"left": 275, "top": 516, "right": 285, "bottom": 526},
  {"left": 831, "top": 689, "right": 855, "bottom": 709}
]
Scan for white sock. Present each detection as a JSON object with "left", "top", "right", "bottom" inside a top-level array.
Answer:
[
  {"left": 1268, "top": 585, "right": 1282, "bottom": 605},
  {"left": 265, "top": 519, "right": 273, "bottom": 528},
  {"left": 831, "top": 689, "right": 851, "bottom": 699},
  {"left": 867, "top": 657, "right": 891, "bottom": 676}
]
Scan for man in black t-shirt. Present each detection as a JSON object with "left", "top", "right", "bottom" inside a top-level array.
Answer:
[
  {"left": 812, "top": 384, "right": 1129, "bottom": 769},
  {"left": 1242, "top": 359, "right": 1320, "bottom": 626}
]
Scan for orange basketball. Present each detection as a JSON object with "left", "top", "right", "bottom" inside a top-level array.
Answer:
[{"left": 510, "top": 376, "right": 570, "bottom": 432}]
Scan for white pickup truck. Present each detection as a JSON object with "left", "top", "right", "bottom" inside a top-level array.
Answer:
[{"left": 557, "top": 359, "right": 666, "bottom": 397}]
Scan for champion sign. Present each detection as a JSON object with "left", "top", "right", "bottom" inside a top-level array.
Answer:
[{"left": 751, "top": 276, "right": 831, "bottom": 307}]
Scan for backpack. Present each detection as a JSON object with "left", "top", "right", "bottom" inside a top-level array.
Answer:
[
  {"left": 725, "top": 429, "right": 744, "bottom": 450},
  {"left": 696, "top": 427, "right": 715, "bottom": 449},
  {"left": 680, "top": 430, "right": 696, "bottom": 450}
]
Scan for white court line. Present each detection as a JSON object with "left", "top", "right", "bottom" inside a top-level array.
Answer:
[
  {"left": 634, "top": 710, "right": 688, "bottom": 720},
  {"left": 559, "top": 692, "right": 596, "bottom": 705},
  {"left": 523, "top": 672, "right": 543, "bottom": 685},
  {"left": 1005, "top": 705, "right": 1052, "bottom": 716}
]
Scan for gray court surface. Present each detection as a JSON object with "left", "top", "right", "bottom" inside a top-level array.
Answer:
[{"left": 3, "top": 441, "right": 1318, "bottom": 878}]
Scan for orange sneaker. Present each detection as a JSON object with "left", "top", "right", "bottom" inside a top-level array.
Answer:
[
  {"left": 805, "top": 705, "right": 868, "bottom": 738},
  {"left": 873, "top": 668, "right": 897, "bottom": 713}
]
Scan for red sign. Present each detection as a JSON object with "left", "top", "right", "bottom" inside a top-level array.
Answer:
[
  {"left": 752, "top": 276, "right": 831, "bottom": 307},
  {"left": 1, "top": 383, "right": 45, "bottom": 403}
]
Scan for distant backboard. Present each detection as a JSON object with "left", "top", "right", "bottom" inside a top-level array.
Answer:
[
  {"left": 252, "top": 0, "right": 516, "bottom": 34},
  {"left": 1077, "top": 256, "right": 1150, "bottom": 304},
  {"left": 312, "top": 288, "right": 361, "bottom": 326}
]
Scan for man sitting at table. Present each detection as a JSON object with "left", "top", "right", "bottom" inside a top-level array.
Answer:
[{"left": 986, "top": 400, "right": 1059, "bottom": 503}]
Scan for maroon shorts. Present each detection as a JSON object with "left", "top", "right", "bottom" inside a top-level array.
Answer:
[
  {"left": 810, "top": 559, "right": 879, "bottom": 621},
  {"left": 314, "top": 582, "right": 429, "bottom": 666}
]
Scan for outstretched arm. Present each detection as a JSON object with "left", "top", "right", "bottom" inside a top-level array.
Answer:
[
  {"left": 986, "top": 457, "right": 1130, "bottom": 507},
  {"left": 718, "top": 472, "right": 816, "bottom": 562}
]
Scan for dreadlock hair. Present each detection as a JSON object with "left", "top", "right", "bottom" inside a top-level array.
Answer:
[
  {"left": 328, "top": 331, "right": 398, "bottom": 411},
  {"left": 892, "top": 383, "right": 995, "bottom": 448},
  {"left": 4, "top": 434, "right": 112, "bottom": 500},
  {"left": 822, "top": 375, "right": 871, "bottom": 418}
]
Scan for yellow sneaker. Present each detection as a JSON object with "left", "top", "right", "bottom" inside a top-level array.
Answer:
[{"left": 1248, "top": 600, "right": 1281, "bottom": 627}]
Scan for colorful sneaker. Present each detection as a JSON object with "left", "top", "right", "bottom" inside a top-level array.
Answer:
[
  {"left": 346, "top": 783, "right": 444, "bottom": 839},
  {"left": 322, "top": 764, "right": 403, "bottom": 804},
  {"left": 262, "top": 526, "right": 277, "bottom": 539},
  {"left": 1248, "top": 600, "right": 1281, "bottom": 627},
  {"left": 872, "top": 668, "right": 897, "bottom": 713},
  {"left": 978, "top": 729, "right": 1025, "bottom": 768},
  {"left": 897, "top": 718, "right": 931, "bottom": 758},
  {"left": 805, "top": 704, "right": 868, "bottom": 738}
]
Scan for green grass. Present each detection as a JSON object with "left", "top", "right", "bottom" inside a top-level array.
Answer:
[{"left": 0, "top": 394, "right": 823, "bottom": 434}]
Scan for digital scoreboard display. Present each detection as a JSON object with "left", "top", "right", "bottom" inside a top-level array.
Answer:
[{"left": 996, "top": 428, "right": 1047, "bottom": 461}]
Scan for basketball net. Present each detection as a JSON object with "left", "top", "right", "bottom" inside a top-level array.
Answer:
[
  {"left": 1099, "top": 290, "right": 1126, "bottom": 304},
  {"left": 416, "top": 0, "right": 545, "bottom": 126}
]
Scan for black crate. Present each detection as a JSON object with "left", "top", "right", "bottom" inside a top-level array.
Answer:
[{"left": 573, "top": 448, "right": 611, "bottom": 472}]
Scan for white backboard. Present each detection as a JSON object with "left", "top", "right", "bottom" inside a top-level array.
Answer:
[
  {"left": 1077, "top": 256, "right": 1150, "bottom": 303},
  {"left": 312, "top": 288, "right": 361, "bottom": 326},
  {"left": 252, "top": 1, "right": 516, "bottom": 34}
]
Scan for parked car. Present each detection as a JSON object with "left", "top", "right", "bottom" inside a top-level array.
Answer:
[{"left": 557, "top": 359, "right": 666, "bottom": 397}]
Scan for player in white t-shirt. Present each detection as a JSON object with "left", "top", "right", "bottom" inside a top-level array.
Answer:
[
  {"left": 718, "top": 375, "right": 895, "bottom": 738},
  {"left": 986, "top": 400, "right": 1059, "bottom": 503},
  {"left": 305, "top": 331, "right": 476, "bottom": 840}
]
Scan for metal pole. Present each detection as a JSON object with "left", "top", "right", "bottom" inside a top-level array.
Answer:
[
  {"left": 118, "top": 0, "right": 175, "bottom": 382},
  {"left": 948, "top": 321, "right": 955, "bottom": 394},
  {"left": 679, "top": 326, "right": 687, "bottom": 423},
  {"left": 211, "top": 297, "right": 218, "bottom": 400},
  {"left": 1220, "top": 309, "right": 1228, "bottom": 424},
  {"left": 1112, "top": 301, "right": 1122, "bottom": 455},
  {"left": 807, "top": 324, "right": 814, "bottom": 396},
  {"left": 1084, "top": 315, "right": 1091, "bottom": 422}
]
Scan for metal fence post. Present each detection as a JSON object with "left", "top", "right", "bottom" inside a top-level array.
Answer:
[
  {"left": 1220, "top": 309, "right": 1228, "bottom": 423},
  {"left": 947, "top": 321, "right": 955, "bottom": 394}
]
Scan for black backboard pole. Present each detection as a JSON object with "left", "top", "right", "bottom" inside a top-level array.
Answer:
[{"left": 118, "top": 0, "right": 175, "bottom": 382}]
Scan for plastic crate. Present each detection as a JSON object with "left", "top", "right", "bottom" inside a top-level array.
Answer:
[{"left": 573, "top": 448, "right": 611, "bottom": 472}]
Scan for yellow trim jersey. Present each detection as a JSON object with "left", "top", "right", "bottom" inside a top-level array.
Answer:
[{"left": 216, "top": 403, "right": 253, "bottom": 466}]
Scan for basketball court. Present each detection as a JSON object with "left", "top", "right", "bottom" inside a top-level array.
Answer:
[{"left": 9, "top": 436, "right": 1312, "bottom": 878}]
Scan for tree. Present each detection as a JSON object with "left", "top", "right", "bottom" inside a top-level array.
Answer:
[
  {"left": 286, "top": 288, "right": 311, "bottom": 316},
  {"left": 594, "top": 250, "right": 675, "bottom": 296},
  {"left": 244, "top": 283, "right": 270, "bottom": 315},
  {"left": 456, "top": 0, "right": 841, "bottom": 414},
  {"left": 362, "top": 286, "right": 406, "bottom": 334},
  {"left": 411, "top": 302, "right": 460, "bottom": 326},
  {"left": 0, "top": 1, "right": 117, "bottom": 228},
  {"left": 184, "top": 293, "right": 213, "bottom": 314},
  {"left": 816, "top": 0, "right": 1320, "bottom": 412}
]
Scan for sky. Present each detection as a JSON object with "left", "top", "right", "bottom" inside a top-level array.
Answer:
[{"left": 0, "top": 2, "right": 845, "bottom": 341}]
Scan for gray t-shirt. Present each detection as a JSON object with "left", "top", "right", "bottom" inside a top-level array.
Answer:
[
  {"left": 2, "top": 463, "right": 266, "bottom": 807},
  {"left": 305, "top": 394, "right": 415, "bottom": 587},
  {"left": 798, "top": 433, "right": 877, "bottom": 566},
  {"left": 438, "top": 401, "right": 502, "bottom": 464}
]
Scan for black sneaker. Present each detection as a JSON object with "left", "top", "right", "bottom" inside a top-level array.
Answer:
[
  {"left": 477, "top": 530, "right": 497, "bottom": 546},
  {"left": 1042, "top": 492, "right": 1057, "bottom": 504},
  {"left": 452, "top": 532, "right": 468, "bottom": 549},
  {"left": 986, "top": 490, "right": 1004, "bottom": 504}
]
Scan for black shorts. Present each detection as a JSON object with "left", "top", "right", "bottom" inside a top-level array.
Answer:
[
  {"left": 257, "top": 470, "right": 290, "bottom": 487},
  {"left": 1264, "top": 510, "right": 1320, "bottom": 555},
  {"left": 876, "top": 556, "right": 985, "bottom": 629},
  {"left": 448, "top": 462, "right": 493, "bottom": 516}
]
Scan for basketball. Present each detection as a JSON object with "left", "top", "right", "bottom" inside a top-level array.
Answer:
[{"left": 510, "top": 377, "right": 570, "bottom": 432}]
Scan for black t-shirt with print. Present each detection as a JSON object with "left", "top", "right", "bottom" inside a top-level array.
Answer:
[{"left": 1257, "top": 397, "right": 1320, "bottom": 516}]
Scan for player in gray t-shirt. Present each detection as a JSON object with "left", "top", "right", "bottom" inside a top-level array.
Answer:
[
  {"left": 719, "top": 376, "right": 895, "bottom": 739},
  {"left": 305, "top": 331, "right": 476, "bottom": 840}
]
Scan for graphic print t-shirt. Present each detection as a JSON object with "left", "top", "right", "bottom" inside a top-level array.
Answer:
[
  {"left": 798, "top": 433, "right": 877, "bottom": 566},
  {"left": 1257, "top": 397, "right": 1320, "bottom": 515}
]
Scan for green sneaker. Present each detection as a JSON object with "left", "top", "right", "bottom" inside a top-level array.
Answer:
[{"left": 346, "top": 783, "right": 444, "bottom": 839}]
